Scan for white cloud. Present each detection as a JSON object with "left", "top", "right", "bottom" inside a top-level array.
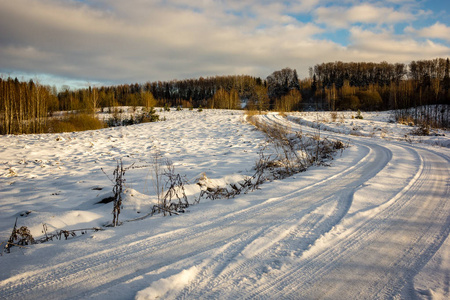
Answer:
[
  {"left": 409, "top": 22, "right": 450, "bottom": 42},
  {"left": 348, "top": 27, "right": 449, "bottom": 61},
  {"left": 314, "top": 4, "right": 416, "bottom": 28}
]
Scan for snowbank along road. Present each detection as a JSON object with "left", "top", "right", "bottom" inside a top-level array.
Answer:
[{"left": 0, "top": 110, "right": 449, "bottom": 299}]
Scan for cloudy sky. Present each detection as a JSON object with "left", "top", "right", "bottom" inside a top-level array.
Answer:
[{"left": 1, "top": 0, "right": 449, "bottom": 89}]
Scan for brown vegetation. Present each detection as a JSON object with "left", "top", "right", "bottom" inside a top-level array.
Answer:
[{"left": 46, "top": 113, "right": 105, "bottom": 133}]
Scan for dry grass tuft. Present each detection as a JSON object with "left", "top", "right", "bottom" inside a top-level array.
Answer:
[
  {"left": 330, "top": 111, "right": 337, "bottom": 122},
  {"left": 47, "top": 114, "right": 105, "bottom": 133}
]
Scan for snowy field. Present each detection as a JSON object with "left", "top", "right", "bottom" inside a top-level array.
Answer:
[
  {"left": 0, "top": 109, "right": 449, "bottom": 299},
  {"left": 289, "top": 110, "right": 450, "bottom": 147}
]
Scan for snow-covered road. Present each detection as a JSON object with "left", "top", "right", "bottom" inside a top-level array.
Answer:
[{"left": 1, "top": 110, "right": 449, "bottom": 299}]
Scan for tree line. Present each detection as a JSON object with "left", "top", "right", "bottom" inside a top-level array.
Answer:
[
  {"left": 1, "top": 58, "right": 449, "bottom": 134},
  {"left": 57, "top": 75, "right": 265, "bottom": 112},
  {"left": 308, "top": 58, "right": 449, "bottom": 111},
  {"left": 0, "top": 78, "right": 59, "bottom": 134}
]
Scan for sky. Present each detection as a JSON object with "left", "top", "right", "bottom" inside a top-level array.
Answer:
[{"left": 0, "top": 0, "right": 449, "bottom": 90}]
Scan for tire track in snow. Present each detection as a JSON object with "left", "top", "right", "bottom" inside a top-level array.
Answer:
[
  {"left": 180, "top": 115, "right": 398, "bottom": 299},
  {"left": 78, "top": 142, "right": 384, "bottom": 300},
  {"left": 243, "top": 114, "right": 449, "bottom": 299},
  {"left": 2, "top": 113, "right": 448, "bottom": 299},
  {"left": 246, "top": 115, "right": 417, "bottom": 297},
  {"left": 0, "top": 138, "right": 373, "bottom": 299},
  {"left": 185, "top": 195, "right": 351, "bottom": 299},
  {"left": 0, "top": 114, "right": 382, "bottom": 300}
]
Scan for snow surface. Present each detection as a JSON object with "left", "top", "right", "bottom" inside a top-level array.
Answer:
[
  {"left": 289, "top": 110, "right": 450, "bottom": 148},
  {"left": 0, "top": 109, "right": 449, "bottom": 299}
]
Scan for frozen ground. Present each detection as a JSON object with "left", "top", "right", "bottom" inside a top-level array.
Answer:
[{"left": 0, "top": 109, "right": 449, "bottom": 299}]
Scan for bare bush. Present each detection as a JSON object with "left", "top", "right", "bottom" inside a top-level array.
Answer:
[
  {"left": 2, "top": 219, "right": 104, "bottom": 254},
  {"left": 3, "top": 218, "right": 35, "bottom": 253},
  {"left": 248, "top": 114, "right": 347, "bottom": 179},
  {"left": 102, "top": 159, "right": 135, "bottom": 227},
  {"left": 197, "top": 174, "right": 254, "bottom": 202},
  {"left": 198, "top": 186, "right": 231, "bottom": 201},
  {"left": 195, "top": 146, "right": 272, "bottom": 203},
  {"left": 197, "top": 114, "right": 348, "bottom": 204},
  {"left": 410, "top": 124, "right": 430, "bottom": 136},
  {"left": 252, "top": 145, "right": 274, "bottom": 189},
  {"left": 247, "top": 115, "right": 309, "bottom": 175},
  {"left": 151, "top": 160, "right": 189, "bottom": 216}
]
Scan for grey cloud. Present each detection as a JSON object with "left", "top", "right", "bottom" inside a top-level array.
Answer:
[{"left": 0, "top": 0, "right": 449, "bottom": 87}]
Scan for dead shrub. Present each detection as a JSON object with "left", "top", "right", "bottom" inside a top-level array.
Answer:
[
  {"left": 102, "top": 159, "right": 135, "bottom": 227},
  {"left": 333, "top": 140, "right": 346, "bottom": 150},
  {"left": 196, "top": 118, "right": 348, "bottom": 204},
  {"left": 247, "top": 114, "right": 347, "bottom": 180},
  {"left": 151, "top": 161, "right": 189, "bottom": 216},
  {"left": 3, "top": 218, "right": 35, "bottom": 254},
  {"left": 2, "top": 218, "right": 104, "bottom": 254},
  {"left": 410, "top": 124, "right": 430, "bottom": 136},
  {"left": 196, "top": 146, "right": 272, "bottom": 203}
]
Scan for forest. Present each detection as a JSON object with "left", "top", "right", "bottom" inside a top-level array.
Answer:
[{"left": 1, "top": 58, "right": 449, "bottom": 134}]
